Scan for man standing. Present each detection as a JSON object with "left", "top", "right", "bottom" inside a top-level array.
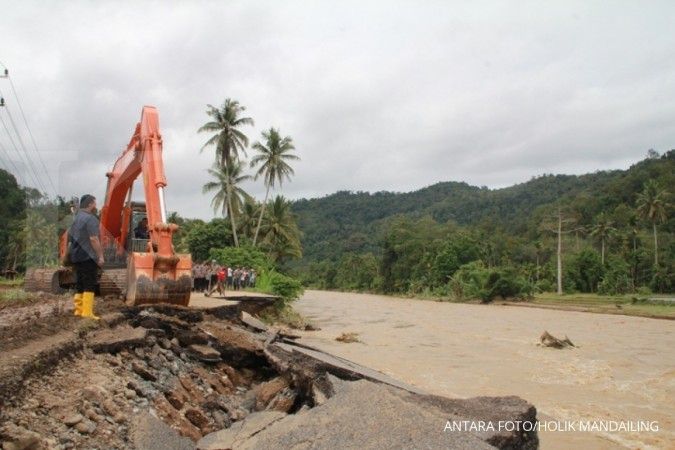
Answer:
[
  {"left": 69, "top": 194, "right": 104, "bottom": 319},
  {"left": 205, "top": 265, "right": 227, "bottom": 297}
]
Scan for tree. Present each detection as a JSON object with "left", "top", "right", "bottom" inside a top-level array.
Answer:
[
  {"left": 636, "top": 180, "right": 670, "bottom": 266},
  {"left": 259, "top": 195, "right": 302, "bottom": 262},
  {"left": 238, "top": 198, "right": 260, "bottom": 242},
  {"left": 198, "top": 99, "right": 254, "bottom": 167},
  {"left": 250, "top": 128, "right": 299, "bottom": 246},
  {"left": 202, "top": 162, "right": 252, "bottom": 247},
  {"left": 186, "top": 219, "right": 231, "bottom": 262},
  {"left": 589, "top": 212, "right": 616, "bottom": 265}
]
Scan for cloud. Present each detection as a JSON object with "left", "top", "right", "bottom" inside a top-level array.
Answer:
[{"left": 1, "top": 0, "right": 674, "bottom": 219}]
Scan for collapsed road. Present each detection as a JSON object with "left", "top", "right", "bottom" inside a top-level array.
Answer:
[{"left": 0, "top": 293, "right": 539, "bottom": 449}]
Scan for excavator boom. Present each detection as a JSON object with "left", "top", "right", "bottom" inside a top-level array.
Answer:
[{"left": 100, "top": 106, "right": 192, "bottom": 306}]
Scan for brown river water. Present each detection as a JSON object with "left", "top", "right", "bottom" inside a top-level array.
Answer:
[{"left": 294, "top": 290, "right": 675, "bottom": 449}]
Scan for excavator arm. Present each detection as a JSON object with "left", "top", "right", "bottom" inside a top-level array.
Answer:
[{"left": 100, "top": 106, "right": 192, "bottom": 306}]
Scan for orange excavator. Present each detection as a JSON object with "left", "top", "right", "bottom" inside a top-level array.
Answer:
[{"left": 25, "top": 106, "right": 192, "bottom": 306}]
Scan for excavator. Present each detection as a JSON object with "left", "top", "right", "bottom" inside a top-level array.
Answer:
[{"left": 24, "top": 106, "right": 193, "bottom": 306}]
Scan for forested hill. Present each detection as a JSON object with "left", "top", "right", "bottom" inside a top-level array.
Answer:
[{"left": 291, "top": 151, "right": 674, "bottom": 267}]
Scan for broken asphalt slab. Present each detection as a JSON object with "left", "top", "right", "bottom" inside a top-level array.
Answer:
[{"left": 197, "top": 377, "right": 537, "bottom": 450}]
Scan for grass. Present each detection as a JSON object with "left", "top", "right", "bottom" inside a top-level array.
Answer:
[
  {"left": 0, "top": 288, "right": 32, "bottom": 309},
  {"left": 0, "top": 277, "right": 24, "bottom": 288},
  {"left": 516, "top": 292, "right": 675, "bottom": 319}
]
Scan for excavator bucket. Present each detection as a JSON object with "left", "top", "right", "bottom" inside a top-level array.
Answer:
[{"left": 126, "top": 251, "right": 192, "bottom": 306}]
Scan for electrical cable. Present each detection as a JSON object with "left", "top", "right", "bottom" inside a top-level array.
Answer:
[
  {"left": 0, "top": 109, "right": 44, "bottom": 191},
  {"left": 6, "top": 74, "right": 58, "bottom": 195}
]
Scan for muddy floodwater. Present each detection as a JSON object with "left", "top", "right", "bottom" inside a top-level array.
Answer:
[{"left": 294, "top": 290, "right": 675, "bottom": 450}]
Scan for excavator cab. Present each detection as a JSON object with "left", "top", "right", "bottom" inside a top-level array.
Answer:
[{"left": 128, "top": 204, "right": 150, "bottom": 253}]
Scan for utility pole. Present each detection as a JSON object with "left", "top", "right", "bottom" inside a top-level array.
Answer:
[{"left": 541, "top": 206, "right": 582, "bottom": 295}]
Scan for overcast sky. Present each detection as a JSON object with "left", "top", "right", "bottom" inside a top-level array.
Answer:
[{"left": 1, "top": 1, "right": 674, "bottom": 219}]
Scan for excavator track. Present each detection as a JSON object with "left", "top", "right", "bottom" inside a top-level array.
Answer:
[
  {"left": 24, "top": 268, "right": 67, "bottom": 294},
  {"left": 99, "top": 268, "right": 128, "bottom": 297}
]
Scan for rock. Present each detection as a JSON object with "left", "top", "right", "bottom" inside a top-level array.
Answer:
[
  {"left": 178, "top": 374, "right": 205, "bottom": 404},
  {"left": 219, "top": 364, "right": 247, "bottom": 387},
  {"left": 152, "top": 396, "right": 201, "bottom": 442},
  {"left": 184, "top": 408, "right": 210, "bottom": 430},
  {"left": 158, "top": 337, "right": 172, "bottom": 349},
  {"left": 199, "top": 323, "right": 266, "bottom": 367},
  {"left": 267, "top": 388, "right": 297, "bottom": 413},
  {"left": 127, "top": 381, "right": 148, "bottom": 398},
  {"left": 188, "top": 344, "right": 221, "bottom": 362},
  {"left": 82, "top": 385, "right": 109, "bottom": 404},
  {"left": 164, "top": 383, "right": 189, "bottom": 410},
  {"left": 84, "top": 408, "right": 100, "bottom": 422},
  {"left": 132, "top": 361, "right": 157, "bottom": 382},
  {"left": 175, "top": 329, "right": 209, "bottom": 347},
  {"left": 124, "top": 389, "right": 137, "bottom": 400},
  {"left": 255, "top": 377, "right": 289, "bottom": 411},
  {"left": 102, "top": 399, "right": 119, "bottom": 417},
  {"left": 89, "top": 326, "right": 148, "bottom": 353},
  {"left": 240, "top": 311, "right": 269, "bottom": 332},
  {"left": 129, "top": 412, "right": 194, "bottom": 450},
  {"left": 75, "top": 420, "right": 96, "bottom": 434},
  {"left": 148, "top": 356, "right": 164, "bottom": 370},
  {"left": 196, "top": 411, "right": 287, "bottom": 450},
  {"left": 211, "top": 410, "right": 231, "bottom": 429},
  {"left": 192, "top": 367, "right": 232, "bottom": 395},
  {"left": 311, "top": 383, "right": 328, "bottom": 406},
  {"left": 134, "top": 347, "right": 146, "bottom": 358},
  {"left": 62, "top": 413, "right": 83, "bottom": 426},
  {"left": 1, "top": 425, "right": 42, "bottom": 450},
  {"left": 113, "top": 413, "right": 126, "bottom": 424}
]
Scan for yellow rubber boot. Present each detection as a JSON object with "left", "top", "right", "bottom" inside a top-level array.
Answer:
[
  {"left": 81, "top": 291, "right": 100, "bottom": 320},
  {"left": 73, "top": 293, "right": 83, "bottom": 316}
]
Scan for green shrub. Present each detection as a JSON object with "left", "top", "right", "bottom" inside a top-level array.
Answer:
[
  {"left": 256, "top": 270, "right": 304, "bottom": 307},
  {"left": 536, "top": 279, "right": 554, "bottom": 293},
  {"left": 650, "top": 262, "right": 674, "bottom": 293},
  {"left": 565, "top": 249, "right": 605, "bottom": 293},
  {"left": 636, "top": 286, "right": 652, "bottom": 296},
  {"left": 450, "top": 262, "right": 532, "bottom": 302},
  {"left": 598, "top": 257, "right": 632, "bottom": 295}
]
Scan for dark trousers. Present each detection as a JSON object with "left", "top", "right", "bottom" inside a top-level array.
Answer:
[{"left": 74, "top": 259, "right": 98, "bottom": 293}]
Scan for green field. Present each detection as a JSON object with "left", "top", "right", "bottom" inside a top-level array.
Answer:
[{"left": 520, "top": 293, "right": 675, "bottom": 319}]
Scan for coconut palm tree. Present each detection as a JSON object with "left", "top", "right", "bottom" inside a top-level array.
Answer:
[
  {"left": 238, "top": 198, "right": 260, "bottom": 242},
  {"left": 259, "top": 195, "right": 302, "bottom": 262},
  {"left": 249, "top": 128, "right": 299, "bottom": 246},
  {"left": 202, "top": 162, "right": 252, "bottom": 247},
  {"left": 636, "top": 180, "right": 670, "bottom": 266},
  {"left": 198, "top": 99, "right": 254, "bottom": 167},
  {"left": 589, "top": 213, "right": 615, "bottom": 265}
]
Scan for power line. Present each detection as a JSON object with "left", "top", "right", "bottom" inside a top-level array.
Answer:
[
  {"left": 0, "top": 61, "right": 55, "bottom": 196},
  {"left": 0, "top": 93, "right": 48, "bottom": 191},
  {"left": 0, "top": 109, "right": 44, "bottom": 191},
  {"left": 5, "top": 71, "right": 58, "bottom": 195},
  {"left": 0, "top": 133, "right": 25, "bottom": 181}
]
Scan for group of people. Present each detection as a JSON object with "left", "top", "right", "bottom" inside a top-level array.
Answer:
[{"left": 192, "top": 261, "right": 257, "bottom": 297}]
